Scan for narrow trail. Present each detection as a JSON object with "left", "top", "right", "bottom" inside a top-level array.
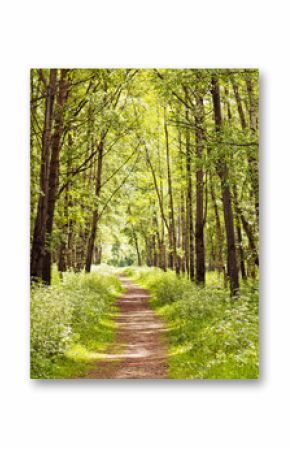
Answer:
[{"left": 86, "top": 275, "right": 168, "bottom": 379}]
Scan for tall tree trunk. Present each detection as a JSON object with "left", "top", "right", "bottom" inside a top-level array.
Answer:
[
  {"left": 194, "top": 91, "right": 205, "bottom": 285},
  {"left": 152, "top": 231, "right": 158, "bottom": 267},
  {"left": 232, "top": 184, "right": 247, "bottom": 280},
  {"left": 30, "top": 71, "right": 42, "bottom": 221},
  {"left": 235, "top": 213, "right": 247, "bottom": 280},
  {"left": 31, "top": 69, "right": 57, "bottom": 281},
  {"left": 85, "top": 132, "right": 105, "bottom": 272},
  {"left": 177, "top": 124, "right": 186, "bottom": 274},
  {"left": 231, "top": 79, "right": 247, "bottom": 129},
  {"left": 246, "top": 75, "right": 259, "bottom": 227},
  {"left": 132, "top": 225, "right": 142, "bottom": 266},
  {"left": 210, "top": 176, "right": 225, "bottom": 276},
  {"left": 145, "top": 235, "right": 153, "bottom": 267},
  {"left": 58, "top": 192, "right": 68, "bottom": 273},
  {"left": 211, "top": 75, "right": 239, "bottom": 296},
  {"left": 184, "top": 88, "right": 194, "bottom": 281},
  {"left": 224, "top": 83, "right": 232, "bottom": 121},
  {"left": 232, "top": 76, "right": 259, "bottom": 228},
  {"left": 58, "top": 244, "right": 66, "bottom": 274},
  {"left": 145, "top": 145, "right": 169, "bottom": 234},
  {"left": 42, "top": 69, "right": 69, "bottom": 284},
  {"left": 153, "top": 212, "right": 163, "bottom": 269},
  {"left": 158, "top": 212, "right": 167, "bottom": 272},
  {"left": 176, "top": 204, "right": 182, "bottom": 274},
  {"left": 75, "top": 228, "right": 85, "bottom": 271},
  {"left": 164, "top": 109, "right": 178, "bottom": 273},
  {"left": 181, "top": 191, "right": 187, "bottom": 274},
  {"left": 57, "top": 132, "right": 74, "bottom": 273}
]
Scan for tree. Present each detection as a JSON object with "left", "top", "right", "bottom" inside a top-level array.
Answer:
[
  {"left": 211, "top": 73, "right": 239, "bottom": 296},
  {"left": 31, "top": 69, "right": 57, "bottom": 281},
  {"left": 194, "top": 84, "right": 205, "bottom": 284},
  {"left": 30, "top": 68, "right": 259, "bottom": 296}
]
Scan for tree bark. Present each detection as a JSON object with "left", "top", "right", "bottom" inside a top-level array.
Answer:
[
  {"left": 145, "top": 145, "right": 169, "bottom": 234},
  {"left": 232, "top": 185, "right": 247, "bottom": 279},
  {"left": 232, "top": 76, "right": 259, "bottom": 228},
  {"left": 42, "top": 69, "right": 69, "bottom": 284},
  {"left": 231, "top": 79, "right": 247, "bottom": 129},
  {"left": 57, "top": 132, "right": 74, "bottom": 273},
  {"left": 85, "top": 132, "right": 105, "bottom": 272},
  {"left": 194, "top": 91, "right": 205, "bottom": 285},
  {"left": 132, "top": 225, "right": 142, "bottom": 266},
  {"left": 164, "top": 109, "right": 178, "bottom": 273},
  {"left": 184, "top": 87, "right": 194, "bottom": 281},
  {"left": 246, "top": 75, "right": 259, "bottom": 227},
  {"left": 209, "top": 176, "right": 224, "bottom": 275},
  {"left": 31, "top": 69, "right": 57, "bottom": 281},
  {"left": 211, "top": 74, "right": 239, "bottom": 296}
]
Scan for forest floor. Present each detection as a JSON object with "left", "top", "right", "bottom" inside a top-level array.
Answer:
[{"left": 84, "top": 275, "right": 168, "bottom": 379}]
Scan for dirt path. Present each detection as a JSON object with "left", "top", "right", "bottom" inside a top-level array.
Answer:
[{"left": 86, "top": 275, "right": 168, "bottom": 379}]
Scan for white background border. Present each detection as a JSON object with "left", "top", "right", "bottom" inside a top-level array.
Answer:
[{"left": 1, "top": 1, "right": 289, "bottom": 447}]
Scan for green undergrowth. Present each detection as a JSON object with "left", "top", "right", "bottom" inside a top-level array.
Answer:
[
  {"left": 124, "top": 267, "right": 259, "bottom": 379},
  {"left": 31, "top": 265, "right": 122, "bottom": 379}
]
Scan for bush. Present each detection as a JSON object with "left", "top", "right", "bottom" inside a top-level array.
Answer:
[
  {"left": 127, "top": 267, "right": 259, "bottom": 379},
  {"left": 30, "top": 269, "right": 122, "bottom": 378}
]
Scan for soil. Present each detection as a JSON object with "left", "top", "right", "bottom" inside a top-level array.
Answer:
[{"left": 85, "top": 275, "right": 168, "bottom": 379}]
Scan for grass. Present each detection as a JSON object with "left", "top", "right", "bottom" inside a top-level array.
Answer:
[
  {"left": 124, "top": 267, "right": 259, "bottom": 379},
  {"left": 30, "top": 264, "right": 122, "bottom": 379}
]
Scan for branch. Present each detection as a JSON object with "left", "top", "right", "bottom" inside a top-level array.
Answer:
[
  {"left": 100, "top": 144, "right": 140, "bottom": 190},
  {"left": 97, "top": 152, "right": 141, "bottom": 222},
  {"left": 145, "top": 143, "right": 169, "bottom": 232},
  {"left": 154, "top": 69, "right": 194, "bottom": 111}
]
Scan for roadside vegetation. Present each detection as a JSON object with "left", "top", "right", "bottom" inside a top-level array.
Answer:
[
  {"left": 125, "top": 267, "right": 259, "bottom": 379},
  {"left": 30, "top": 265, "right": 122, "bottom": 379}
]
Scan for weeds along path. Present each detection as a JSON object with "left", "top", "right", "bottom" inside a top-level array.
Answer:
[{"left": 86, "top": 274, "right": 168, "bottom": 379}]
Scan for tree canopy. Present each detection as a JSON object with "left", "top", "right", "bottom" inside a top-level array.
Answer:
[{"left": 30, "top": 68, "right": 259, "bottom": 296}]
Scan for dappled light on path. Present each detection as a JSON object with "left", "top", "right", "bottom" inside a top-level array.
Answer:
[{"left": 85, "top": 275, "right": 168, "bottom": 379}]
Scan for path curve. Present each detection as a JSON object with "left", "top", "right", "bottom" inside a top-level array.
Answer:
[{"left": 86, "top": 275, "right": 168, "bottom": 379}]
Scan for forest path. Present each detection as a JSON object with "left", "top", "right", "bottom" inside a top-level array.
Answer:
[{"left": 86, "top": 274, "right": 168, "bottom": 379}]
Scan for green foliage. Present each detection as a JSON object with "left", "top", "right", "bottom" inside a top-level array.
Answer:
[
  {"left": 30, "top": 267, "right": 122, "bottom": 378},
  {"left": 31, "top": 68, "right": 259, "bottom": 278},
  {"left": 30, "top": 68, "right": 259, "bottom": 378},
  {"left": 127, "top": 267, "right": 259, "bottom": 379}
]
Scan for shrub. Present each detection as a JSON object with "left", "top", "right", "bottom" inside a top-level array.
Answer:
[
  {"left": 127, "top": 267, "right": 259, "bottom": 379},
  {"left": 30, "top": 268, "right": 121, "bottom": 378}
]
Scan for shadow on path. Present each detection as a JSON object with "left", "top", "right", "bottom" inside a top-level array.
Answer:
[{"left": 85, "top": 275, "right": 168, "bottom": 379}]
